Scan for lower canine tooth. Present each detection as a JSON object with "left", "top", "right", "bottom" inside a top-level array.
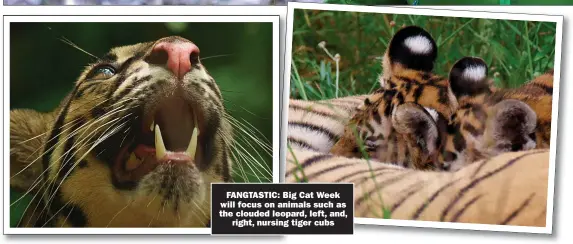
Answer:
[
  {"left": 155, "top": 124, "right": 167, "bottom": 161},
  {"left": 126, "top": 153, "right": 142, "bottom": 171},
  {"left": 186, "top": 127, "right": 199, "bottom": 159}
]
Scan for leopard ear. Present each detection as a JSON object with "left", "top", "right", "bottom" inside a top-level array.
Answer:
[
  {"left": 392, "top": 103, "right": 441, "bottom": 166},
  {"left": 10, "top": 109, "right": 54, "bottom": 193},
  {"left": 448, "top": 56, "right": 491, "bottom": 98},
  {"left": 383, "top": 25, "right": 438, "bottom": 76},
  {"left": 483, "top": 99, "right": 537, "bottom": 154}
]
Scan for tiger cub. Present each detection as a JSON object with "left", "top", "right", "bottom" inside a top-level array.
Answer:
[
  {"left": 329, "top": 25, "right": 458, "bottom": 171},
  {"left": 441, "top": 57, "right": 553, "bottom": 171},
  {"left": 10, "top": 36, "right": 232, "bottom": 227}
]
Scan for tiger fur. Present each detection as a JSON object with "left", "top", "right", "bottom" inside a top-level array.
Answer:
[
  {"left": 327, "top": 25, "right": 554, "bottom": 172},
  {"left": 441, "top": 57, "right": 554, "bottom": 171},
  {"left": 10, "top": 36, "right": 233, "bottom": 227},
  {"left": 285, "top": 97, "right": 551, "bottom": 227},
  {"left": 286, "top": 25, "right": 554, "bottom": 227},
  {"left": 285, "top": 146, "right": 549, "bottom": 227},
  {"left": 329, "top": 26, "right": 458, "bottom": 171}
]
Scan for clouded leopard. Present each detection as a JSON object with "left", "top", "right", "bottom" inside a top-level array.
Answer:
[{"left": 10, "top": 36, "right": 241, "bottom": 227}]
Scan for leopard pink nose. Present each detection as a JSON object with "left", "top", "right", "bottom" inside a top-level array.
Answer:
[{"left": 150, "top": 40, "right": 200, "bottom": 80}]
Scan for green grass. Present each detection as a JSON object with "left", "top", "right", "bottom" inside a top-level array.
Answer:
[
  {"left": 290, "top": 9, "right": 557, "bottom": 101},
  {"left": 288, "top": 8, "right": 557, "bottom": 219}
]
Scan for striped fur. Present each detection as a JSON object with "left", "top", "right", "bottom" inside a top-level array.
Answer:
[
  {"left": 321, "top": 54, "right": 553, "bottom": 172},
  {"left": 285, "top": 25, "right": 553, "bottom": 227},
  {"left": 328, "top": 26, "right": 457, "bottom": 171},
  {"left": 10, "top": 36, "right": 232, "bottom": 227},
  {"left": 287, "top": 96, "right": 368, "bottom": 153},
  {"left": 285, "top": 147, "right": 549, "bottom": 227},
  {"left": 486, "top": 71, "right": 554, "bottom": 149},
  {"left": 442, "top": 57, "right": 553, "bottom": 171},
  {"left": 285, "top": 97, "right": 550, "bottom": 227}
]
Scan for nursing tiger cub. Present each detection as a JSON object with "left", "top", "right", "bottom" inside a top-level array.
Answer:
[
  {"left": 286, "top": 93, "right": 551, "bottom": 227},
  {"left": 327, "top": 25, "right": 553, "bottom": 172},
  {"left": 441, "top": 57, "right": 553, "bottom": 171},
  {"left": 286, "top": 89, "right": 553, "bottom": 226},
  {"left": 329, "top": 26, "right": 458, "bottom": 171},
  {"left": 10, "top": 36, "right": 231, "bottom": 227}
]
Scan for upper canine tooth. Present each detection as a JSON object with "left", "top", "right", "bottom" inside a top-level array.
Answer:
[
  {"left": 150, "top": 120, "right": 155, "bottom": 131},
  {"left": 186, "top": 126, "right": 199, "bottom": 159},
  {"left": 155, "top": 124, "right": 167, "bottom": 161}
]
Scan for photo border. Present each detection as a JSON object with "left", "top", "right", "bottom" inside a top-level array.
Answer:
[
  {"left": 282, "top": 2, "right": 563, "bottom": 235},
  {"left": 3, "top": 13, "right": 281, "bottom": 235}
]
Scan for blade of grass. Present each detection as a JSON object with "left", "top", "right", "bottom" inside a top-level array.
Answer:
[
  {"left": 437, "top": 18, "right": 475, "bottom": 48},
  {"left": 524, "top": 21, "right": 535, "bottom": 78},
  {"left": 291, "top": 59, "right": 308, "bottom": 100}
]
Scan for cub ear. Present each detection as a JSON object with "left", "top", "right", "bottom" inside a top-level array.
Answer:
[
  {"left": 10, "top": 109, "right": 53, "bottom": 193},
  {"left": 483, "top": 99, "right": 537, "bottom": 154},
  {"left": 383, "top": 25, "right": 438, "bottom": 76},
  {"left": 392, "top": 103, "right": 441, "bottom": 168},
  {"left": 448, "top": 56, "right": 491, "bottom": 98}
]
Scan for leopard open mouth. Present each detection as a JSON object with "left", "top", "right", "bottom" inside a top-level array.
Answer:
[{"left": 112, "top": 95, "right": 205, "bottom": 183}]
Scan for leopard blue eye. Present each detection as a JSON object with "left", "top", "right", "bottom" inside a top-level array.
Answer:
[
  {"left": 97, "top": 67, "right": 115, "bottom": 76},
  {"left": 88, "top": 65, "right": 116, "bottom": 80}
]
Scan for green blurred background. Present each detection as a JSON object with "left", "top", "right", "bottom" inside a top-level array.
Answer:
[
  {"left": 290, "top": 9, "right": 557, "bottom": 100},
  {"left": 10, "top": 22, "right": 274, "bottom": 227}
]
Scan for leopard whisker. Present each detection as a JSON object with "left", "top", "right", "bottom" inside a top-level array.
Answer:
[
  {"left": 219, "top": 132, "right": 249, "bottom": 181},
  {"left": 146, "top": 192, "right": 159, "bottom": 208},
  {"left": 147, "top": 199, "right": 164, "bottom": 227},
  {"left": 40, "top": 191, "right": 76, "bottom": 227},
  {"left": 200, "top": 53, "right": 234, "bottom": 62},
  {"left": 106, "top": 199, "right": 134, "bottom": 227},
  {"left": 15, "top": 93, "right": 117, "bottom": 162},
  {"left": 190, "top": 198, "right": 209, "bottom": 222},
  {"left": 41, "top": 116, "right": 130, "bottom": 217},
  {"left": 221, "top": 123, "right": 272, "bottom": 175},
  {"left": 59, "top": 36, "right": 98, "bottom": 60},
  {"left": 9, "top": 111, "right": 125, "bottom": 208},
  {"left": 189, "top": 199, "right": 207, "bottom": 227},
  {"left": 12, "top": 97, "right": 135, "bottom": 179},
  {"left": 218, "top": 131, "right": 266, "bottom": 182},
  {"left": 41, "top": 119, "right": 129, "bottom": 216}
]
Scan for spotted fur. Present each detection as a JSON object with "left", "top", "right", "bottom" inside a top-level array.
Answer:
[{"left": 10, "top": 36, "right": 233, "bottom": 227}]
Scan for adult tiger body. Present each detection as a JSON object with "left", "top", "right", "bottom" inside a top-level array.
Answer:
[
  {"left": 285, "top": 146, "right": 549, "bottom": 227},
  {"left": 10, "top": 36, "right": 233, "bottom": 227},
  {"left": 287, "top": 95, "right": 367, "bottom": 153}
]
